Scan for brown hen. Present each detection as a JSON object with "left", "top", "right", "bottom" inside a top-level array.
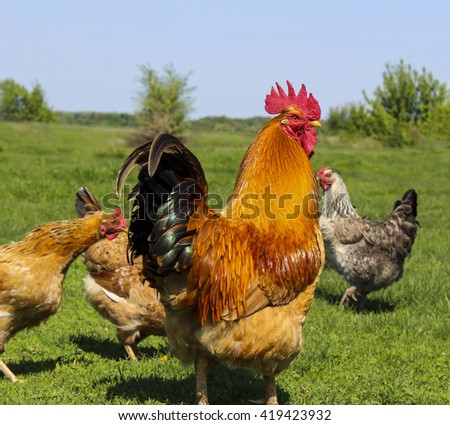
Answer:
[
  {"left": 0, "top": 208, "right": 125, "bottom": 382},
  {"left": 75, "top": 188, "right": 166, "bottom": 360}
]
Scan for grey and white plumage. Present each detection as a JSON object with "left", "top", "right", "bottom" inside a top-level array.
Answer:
[{"left": 317, "top": 167, "right": 419, "bottom": 309}]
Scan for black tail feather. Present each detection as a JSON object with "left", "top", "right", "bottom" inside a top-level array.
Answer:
[
  {"left": 148, "top": 134, "right": 207, "bottom": 192},
  {"left": 116, "top": 133, "right": 208, "bottom": 278},
  {"left": 116, "top": 141, "right": 152, "bottom": 198}
]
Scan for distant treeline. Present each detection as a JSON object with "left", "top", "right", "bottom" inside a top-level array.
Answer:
[
  {"left": 55, "top": 111, "right": 269, "bottom": 133},
  {"left": 186, "top": 116, "right": 268, "bottom": 134},
  {"left": 55, "top": 111, "right": 139, "bottom": 127}
]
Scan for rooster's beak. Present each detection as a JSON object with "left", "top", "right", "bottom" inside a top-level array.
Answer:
[{"left": 310, "top": 121, "right": 321, "bottom": 128}]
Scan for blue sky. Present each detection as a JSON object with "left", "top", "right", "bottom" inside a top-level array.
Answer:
[{"left": 1, "top": 0, "right": 449, "bottom": 119}]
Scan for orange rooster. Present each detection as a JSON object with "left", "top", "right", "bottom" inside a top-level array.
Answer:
[
  {"left": 116, "top": 81, "right": 324, "bottom": 404},
  {"left": 75, "top": 187, "right": 166, "bottom": 360},
  {"left": 0, "top": 206, "right": 126, "bottom": 382}
]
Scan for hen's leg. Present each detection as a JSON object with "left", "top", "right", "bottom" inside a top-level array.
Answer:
[
  {"left": 356, "top": 293, "right": 368, "bottom": 312},
  {"left": 0, "top": 358, "right": 19, "bottom": 383},
  {"left": 195, "top": 357, "right": 209, "bottom": 405},
  {"left": 265, "top": 374, "right": 278, "bottom": 405},
  {"left": 339, "top": 286, "right": 358, "bottom": 307},
  {"left": 124, "top": 344, "right": 138, "bottom": 361}
]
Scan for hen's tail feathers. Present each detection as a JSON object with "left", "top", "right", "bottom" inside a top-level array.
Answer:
[
  {"left": 392, "top": 189, "right": 419, "bottom": 252},
  {"left": 393, "top": 189, "right": 418, "bottom": 223},
  {"left": 76, "top": 187, "right": 102, "bottom": 218},
  {"left": 116, "top": 133, "right": 208, "bottom": 279}
]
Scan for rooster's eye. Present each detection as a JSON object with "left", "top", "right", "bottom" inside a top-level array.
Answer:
[{"left": 291, "top": 116, "right": 298, "bottom": 121}]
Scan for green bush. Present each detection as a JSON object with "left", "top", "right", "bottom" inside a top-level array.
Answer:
[
  {"left": 0, "top": 79, "right": 54, "bottom": 122},
  {"left": 419, "top": 102, "right": 450, "bottom": 142},
  {"left": 326, "top": 60, "right": 449, "bottom": 147},
  {"left": 136, "top": 64, "right": 195, "bottom": 137}
]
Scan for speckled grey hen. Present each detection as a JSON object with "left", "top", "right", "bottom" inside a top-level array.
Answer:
[{"left": 318, "top": 167, "right": 419, "bottom": 310}]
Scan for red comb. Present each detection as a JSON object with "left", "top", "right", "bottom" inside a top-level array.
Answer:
[
  {"left": 317, "top": 167, "right": 331, "bottom": 177},
  {"left": 265, "top": 80, "right": 321, "bottom": 120}
]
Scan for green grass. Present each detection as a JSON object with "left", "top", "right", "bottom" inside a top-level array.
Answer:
[{"left": 0, "top": 121, "right": 449, "bottom": 404}]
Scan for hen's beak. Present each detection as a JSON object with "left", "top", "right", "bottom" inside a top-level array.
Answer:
[{"left": 310, "top": 120, "right": 321, "bottom": 128}]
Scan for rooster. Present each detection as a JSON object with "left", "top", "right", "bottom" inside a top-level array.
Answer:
[
  {"left": 0, "top": 207, "right": 126, "bottom": 382},
  {"left": 317, "top": 167, "right": 418, "bottom": 310},
  {"left": 116, "top": 81, "right": 324, "bottom": 404},
  {"left": 75, "top": 187, "right": 166, "bottom": 360}
]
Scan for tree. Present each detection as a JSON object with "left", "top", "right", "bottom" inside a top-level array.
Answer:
[
  {"left": 364, "top": 59, "right": 447, "bottom": 125},
  {"left": 136, "top": 64, "right": 195, "bottom": 136},
  {"left": 23, "top": 83, "right": 54, "bottom": 122},
  {"left": 0, "top": 79, "right": 29, "bottom": 121},
  {"left": 326, "top": 60, "right": 449, "bottom": 146},
  {"left": 0, "top": 79, "right": 54, "bottom": 122},
  {"left": 364, "top": 60, "right": 448, "bottom": 146},
  {"left": 327, "top": 103, "right": 370, "bottom": 135},
  {"left": 418, "top": 101, "right": 450, "bottom": 142}
]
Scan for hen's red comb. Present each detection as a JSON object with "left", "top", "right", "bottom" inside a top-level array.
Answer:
[
  {"left": 265, "top": 80, "right": 321, "bottom": 120},
  {"left": 317, "top": 167, "right": 331, "bottom": 177}
]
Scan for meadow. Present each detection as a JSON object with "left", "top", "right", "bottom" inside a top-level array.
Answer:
[{"left": 0, "top": 121, "right": 448, "bottom": 404}]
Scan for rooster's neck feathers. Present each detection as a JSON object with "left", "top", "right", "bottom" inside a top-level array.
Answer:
[{"left": 228, "top": 117, "right": 318, "bottom": 231}]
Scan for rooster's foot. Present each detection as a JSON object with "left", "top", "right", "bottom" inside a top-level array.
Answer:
[
  {"left": 196, "top": 392, "right": 209, "bottom": 405},
  {"left": 264, "top": 375, "right": 279, "bottom": 405},
  {"left": 249, "top": 398, "right": 265, "bottom": 405}
]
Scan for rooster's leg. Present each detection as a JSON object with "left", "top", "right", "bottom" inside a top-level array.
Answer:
[
  {"left": 124, "top": 344, "right": 138, "bottom": 361},
  {"left": 249, "top": 375, "right": 278, "bottom": 405},
  {"left": 0, "top": 359, "right": 19, "bottom": 383},
  {"left": 264, "top": 374, "right": 278, "bottom": 405},
  {"left": 339, "top": 286, "right": 358, "bottom": 308},
  {"left": 195, "top": 357, "right": 209, "bottom": 405}
]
